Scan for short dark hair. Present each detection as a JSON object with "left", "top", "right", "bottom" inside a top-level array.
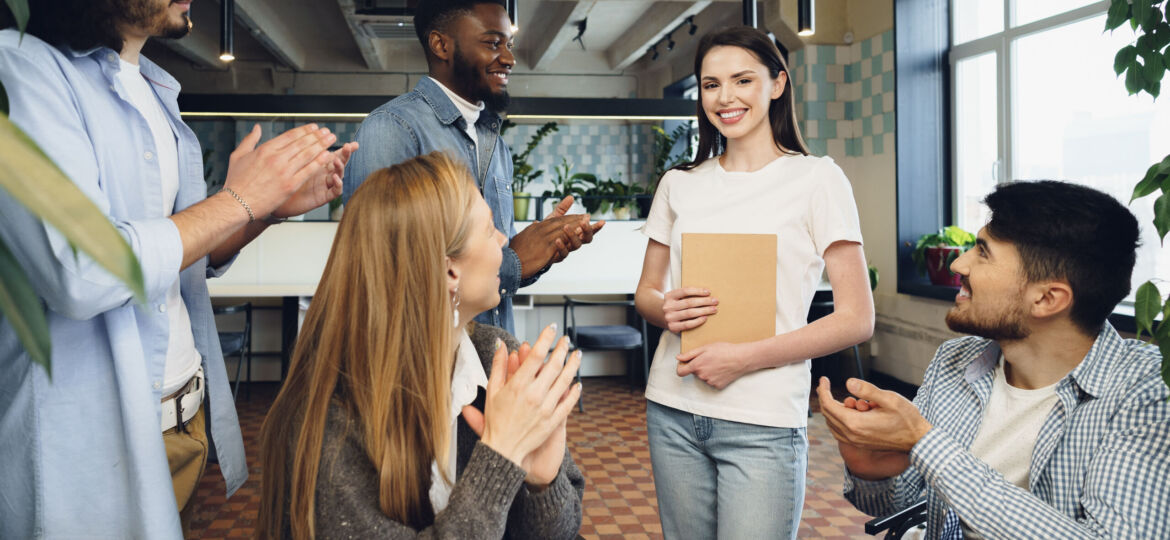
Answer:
[
  {"left": 413, "top": 0, "right": 506, "bottom": 57},
  {"left": 983, "top": 180, "right": 1140, "bottom": 334},
  {"left": 1, "top": 0, "right": 126, "bottom": 52},
  {"left": 677, "top": 26, "right": 809, "bottom": 171}
]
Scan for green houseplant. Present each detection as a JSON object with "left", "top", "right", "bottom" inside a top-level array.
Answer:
[
  {"left": 0, "top": 3, "right": 145, "bottom": 377},
  {"left": 1107, "top": 0, "right": 1170, "bottom": 388},
  {"left": 502, "top": 120, "right": 558, "bottom": 220},
  {"left": 541, "top": 158, "right": 595, "bottom": 218},
  {"left": 911, "top": 226, "right": 976, "bottom": 287}
]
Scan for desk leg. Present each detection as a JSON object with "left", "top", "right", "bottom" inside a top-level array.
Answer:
[{"left": 281, "top": 296, "right": 298, "bottom": 381}]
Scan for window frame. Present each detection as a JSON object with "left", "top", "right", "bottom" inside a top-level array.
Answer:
[{"left": 894, "top": 0, "right": 1139, "bottom": 331}]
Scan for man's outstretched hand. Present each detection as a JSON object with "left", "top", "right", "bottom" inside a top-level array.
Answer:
[{"left": 511, "top": 196, "right": 605, "bottom": 279}]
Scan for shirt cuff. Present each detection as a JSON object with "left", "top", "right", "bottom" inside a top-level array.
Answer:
[
  {"left": 501, "top": 246, "right": 532, "bottom": 293},
  {"left": 909, "top": 427, "right": 963, "bottom": 488},
  {"left": 128, "top": 217, "right": 184, "bottom": 300}
]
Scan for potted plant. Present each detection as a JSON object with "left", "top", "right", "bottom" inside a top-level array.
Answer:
[
  {"left": 643, "top": 124, "right": 694, "bottom": 216},
  {"left": 911, "top": 226, "right": 976, "bottom": 287},
  {"left": 540, "top": 158, "right": 594, "bottom": 218},
  {"left": 503, "top": 121, "right": 558, "bottom": 221}
]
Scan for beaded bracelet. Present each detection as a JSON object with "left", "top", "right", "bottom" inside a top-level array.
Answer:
[{"left": 221, "top": 187, "right": 254, "bottom": 223}]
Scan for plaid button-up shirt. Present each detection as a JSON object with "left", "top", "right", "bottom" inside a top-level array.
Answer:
[{"left": 845, "top": 323, "right": 1170, "bottom": 538}]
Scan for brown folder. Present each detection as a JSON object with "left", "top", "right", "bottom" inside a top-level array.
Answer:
[{"left": 680, "top": 233, "right": 777, "bottom": 353}]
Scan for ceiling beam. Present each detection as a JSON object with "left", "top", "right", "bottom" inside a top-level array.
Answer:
[
  {"left": 233, "top": 0, "right": 309, "bottom": 71},
  {"left": 607, "top": 1, "right": 711, "bottom": 71},
  {"left": 523, "top": 1, "right": 597, "bottom": 71},
  {"left": 334, "top": 0, "right": 387, "bottom": 71}
]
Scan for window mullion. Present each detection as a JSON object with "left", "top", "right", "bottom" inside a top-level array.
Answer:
[{"left": 1000, "top": 35, "right": 1011, "bottom": 186}]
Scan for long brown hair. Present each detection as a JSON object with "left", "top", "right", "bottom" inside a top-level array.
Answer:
[
  {"left": 257, "top": 152, "right": 478, "bottom": 539},
  {"left": 677, "top": 26, "right": 809, "bottom": 171}
]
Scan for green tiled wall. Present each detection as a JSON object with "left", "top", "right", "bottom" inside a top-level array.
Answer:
[{"left": 792, "top": 30, "right": 895, "bottom": 158}]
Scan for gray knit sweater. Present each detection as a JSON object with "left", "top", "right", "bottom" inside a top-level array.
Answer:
[{"left": 303, "top": 322, "right": 585, "bottom": 540}]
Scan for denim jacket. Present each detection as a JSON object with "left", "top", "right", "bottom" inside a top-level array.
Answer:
[{"left": 343, "top": 77, "right": 536, "bottom": 333}]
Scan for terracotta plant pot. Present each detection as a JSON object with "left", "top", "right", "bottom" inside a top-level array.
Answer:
[{"left": 924, "top": 246, "right": 963, "bottom": 287}]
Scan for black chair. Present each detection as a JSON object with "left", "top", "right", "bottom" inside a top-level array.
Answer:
[
  {"left": 214, "top": 302, "right": 252, "bottom": 400},
  {"left": 865, "top": 500, "right": 927, "bottom": 539},
  {"left": 563, "top": 296, "right": 649, "bottom": 412}
]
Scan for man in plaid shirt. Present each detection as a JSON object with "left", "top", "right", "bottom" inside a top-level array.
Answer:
[{"left": 818, "top": 181, "right": 1169, "bottom": 538}]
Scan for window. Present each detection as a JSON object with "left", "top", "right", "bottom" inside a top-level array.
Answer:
[{"left": 950, "top": 1, "right": 1170, "bottom": 304}]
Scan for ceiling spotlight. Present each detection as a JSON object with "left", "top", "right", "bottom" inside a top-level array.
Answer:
[
  {"left": 665, "top": 33, "right": 675, "bottom": 52},
  {"left": 687, "top": 16, "right": 697, "bottom": 35},
  {"left": 798, "top": 0, "right": 815, "bottom": 36},
  {"left": 507, "top": 0, "right": 518, "bottom": 33},
  {"left": 220, "top": 0, "right": 235, "bottom": 63}
]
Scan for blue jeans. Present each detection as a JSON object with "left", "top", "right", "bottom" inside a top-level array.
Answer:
[{"left": 646, "top": 400, "right": 808, "bottom": 540}]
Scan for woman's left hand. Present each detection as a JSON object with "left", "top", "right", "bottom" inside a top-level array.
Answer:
[{"left": 676, "top": 342, "right": 752, "bottom": 390}]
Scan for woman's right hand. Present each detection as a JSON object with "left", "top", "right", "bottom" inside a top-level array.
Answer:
[
  {"left": 473, "top": 325, "right": 582, "bottom": 467},
  {"left": 662, "top": 287, "right": 719, "bottom": 333}
]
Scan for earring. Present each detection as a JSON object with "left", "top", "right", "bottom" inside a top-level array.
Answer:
[{"left": 451, "top": 286, "right": 461, "bottom": 328}]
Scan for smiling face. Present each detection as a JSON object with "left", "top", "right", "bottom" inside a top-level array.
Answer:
[
  {"left": 122, "top": 0, "right": 192, "bottom": 40},
  {"left": 447, "top": 3, "right": 514, "bottom": 112},
  {"left": 450, "top": 194, "right": 507, "bottom": 321},
  {"left": 945, "top": 228, "right": 1032, "bottom": 341},
  {"left": 699, "top": 45, "right": 786, "bottom": 143}
]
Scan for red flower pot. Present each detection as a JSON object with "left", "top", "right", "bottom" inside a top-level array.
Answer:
[{"left": 924, "top": 246, "right": 963, "bottom": 287}]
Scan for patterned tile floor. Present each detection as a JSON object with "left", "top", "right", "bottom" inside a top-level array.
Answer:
[{"left": 187, "top": 378, "right": 874, "bottom": 539}]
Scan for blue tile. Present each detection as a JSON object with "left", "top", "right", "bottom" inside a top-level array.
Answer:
[
  {"left": 861, "top": 39, "right": 871, "bottom": 59},
  {"left": 819, "top": 45, "right": 836, "bottom": 65},
  {"left": 846, "top": 138, "right": 861, "bottom": 156},
  {"left": 872, "top": 94, "right": 882, "bottom": 112},
  {"left": 821, "top": 119, "right": 837, "bottom": 139},
  {"left": 882, "top": 31, "right": 894, "bottom": 54},
  {"left": 805, "top": 101, "right": 827, "bottom": 120},
  {"left": 806, "top": 138, "right": 827, "bottom": 156},
  {"left": 810, "top": 64, "right": 828, "bottom": 84},
  {"left": 820, "top": 82, "right": 836, "bottom": 101},
  {"left": 845, "top": 101, "right": 856, "bottom": 119},
  {"left": 884, "top": 112, "right": 895, "bottom": 132},
  {"left": 883, "top": 72, "right": 895, "bottom": 92},
  {"left": 872, "top": 134, "right": 884, "bottom": 154},
  {"left": 863, "top": 118, "right": 873, "bottom": 136}
]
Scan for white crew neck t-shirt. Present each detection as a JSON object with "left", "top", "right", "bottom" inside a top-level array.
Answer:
[
  {"left": 116, "top": 59, "right": 201, "bottom": 396},
  {"left": 641, "top": 155, "right": 863, "bottom": 428},
  {"left": 429, "top": 77, "right": 484, "bottom": 161},
  {"left": 961, "top": 355, "right": 1060, "bottom": 539}
]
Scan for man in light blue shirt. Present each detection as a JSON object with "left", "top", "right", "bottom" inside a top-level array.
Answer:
[
  {"left": 342, "top": 0, "right": 604, "bottom": 334},
  {"left": 818, "top": 181, "right": 1170, "bottom": 538},
  {"left": 0, "top": 1, "right": 357, "bottom": 538}
]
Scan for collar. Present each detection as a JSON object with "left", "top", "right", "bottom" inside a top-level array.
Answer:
[
  {"left": 413, "top": 76, "right": 501, "bottom": 128},
  {"left": 959, "top": 322, "right": 1122, "bottom": 400},
  {"left": 450, "top": 329, "right": 488, "bottom": 423},
  {"left": 69, "top": 45, "right": 181, "bottom": 95}
]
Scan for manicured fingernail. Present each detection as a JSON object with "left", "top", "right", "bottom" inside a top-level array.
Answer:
[
  {"left": 495, "top": 338, "right": 504, "bottom": 350},
  {"left": 549, "top": 323, "right": 558, "bottom": 332}
]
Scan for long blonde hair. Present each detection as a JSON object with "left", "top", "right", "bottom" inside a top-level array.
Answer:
[{"left": 257, "top": 152, "right": 478, "bottom": 539}]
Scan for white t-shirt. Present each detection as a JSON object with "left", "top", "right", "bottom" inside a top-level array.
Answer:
[
  {"left": 116, "top": 59, "right": 201, "bottom": 395},
  {"left": 641, "top": 155, "right": 863, "bottom": 428},
  {"left": 428, "top": 329, "right": 489, "bottom": 513},
  {"left": 961, "top": 355, "right": 1060, "bottom": 539}
]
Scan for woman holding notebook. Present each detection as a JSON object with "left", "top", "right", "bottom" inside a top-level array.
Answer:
[{"left": 635, "top": 26, "right": 874, "bottom": 539}]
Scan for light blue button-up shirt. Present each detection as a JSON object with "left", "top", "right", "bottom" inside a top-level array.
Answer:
[
  {"left": 845, "top": 323, "right": 1170, "bottom": 538},
  {"left": 0, "top": 31, "right": 246, "bottom": 539}
]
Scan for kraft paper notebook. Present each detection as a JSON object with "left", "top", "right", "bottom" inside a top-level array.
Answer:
[{"left": 680, "top": 233, "right": 777, "bottom": 354}]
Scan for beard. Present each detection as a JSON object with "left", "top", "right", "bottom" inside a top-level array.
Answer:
[
  {"left": 945, "top": 296, "right": 1031, "bottom": 341},
  {"left": 125, "top": 0, "right": 192, "bottom": 40},
  {"left": 452, "top": 46, "right": 510, "bottom": 113}
]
